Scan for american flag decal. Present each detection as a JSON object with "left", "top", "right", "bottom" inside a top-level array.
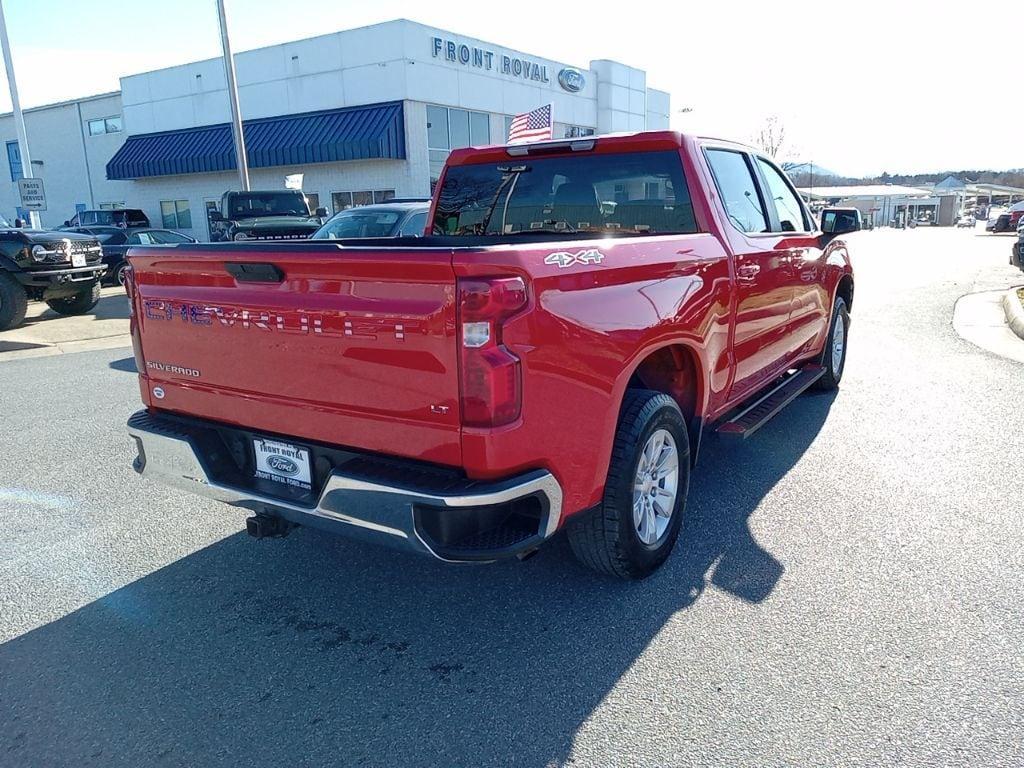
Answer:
[{"left": 508, "top": 104, "right": 553, "bottom": 144}]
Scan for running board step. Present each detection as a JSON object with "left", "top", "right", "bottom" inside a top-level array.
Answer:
[{"left": 716, "top": 365, "right": 825, "bottom": 439}]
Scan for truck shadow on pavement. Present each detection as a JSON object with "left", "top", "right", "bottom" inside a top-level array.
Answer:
[
  {"left": 108, "top": 356, "right": 137, "bottom": 373},
  {"left": 0, "top": 392, "right": 835, "bottom": 767}
]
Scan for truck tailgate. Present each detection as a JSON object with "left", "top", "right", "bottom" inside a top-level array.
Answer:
[{"left": 129, "top": 244, "right": 461, "bottom": 466}]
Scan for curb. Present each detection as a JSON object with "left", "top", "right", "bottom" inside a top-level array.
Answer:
[
  {"left": 0, "top": 333, "right": 132, "bottom": 363},
  {"left": 1002, "top": 287, "right": 1024, "bottom": 341}
]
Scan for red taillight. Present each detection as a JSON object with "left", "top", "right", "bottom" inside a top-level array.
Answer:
[
  {"left": 122, "top": 265, "right": 135, "bottom": 301},
  {"left": 123, "top": 264, "right": 147, "bottom": 377},
  {"left": 458, "top": 277, "right": 528, "bottom": 428}
]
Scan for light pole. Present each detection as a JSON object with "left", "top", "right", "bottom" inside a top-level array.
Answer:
[
  {"left": 0, "top": 0, "right": 40, "bottom": 228},
  {"left": 216, "top": 0, "right": 249, "bottom": 191}
]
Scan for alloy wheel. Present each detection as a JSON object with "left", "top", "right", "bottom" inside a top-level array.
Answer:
[{"left": 632, "top": 428, "right": 679, "bottom": 546}]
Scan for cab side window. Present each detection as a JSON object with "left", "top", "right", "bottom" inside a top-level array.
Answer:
[
  {"left": 756, "top": 158, "right": 809, "bottom": 233},
  {"left": 705, "top": 149, "right": 768, "bottom": 234},
  {"left": 399, "top": 211, "right": 428, "bottom": 237}
]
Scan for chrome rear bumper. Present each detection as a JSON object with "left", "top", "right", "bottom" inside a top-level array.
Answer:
[{"left": 127, "top": 410, "right": 562, "bottom": 562}]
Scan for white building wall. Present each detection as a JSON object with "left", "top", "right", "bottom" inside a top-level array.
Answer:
[
  {"left": 119, "top": 19, "right": 669, "bottom": 137},
  {"left": 0, "top": 19, "right": 673, "bottom": 234},
  {"left": 591, "top": 60, "right": 648, "bottom": 133},
  {"left": 78, "top": 95, "right": 135, "bottom": 210},
  {"left": 0, "top": 93, "right": 134, "bottom": 228},
  {"left": 645, "top": 89, "right": 671, "bottom": 130}
]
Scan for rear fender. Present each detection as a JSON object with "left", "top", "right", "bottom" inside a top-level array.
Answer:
[{"left": 608, "top": 339, "right": 709, "bottom": 472}]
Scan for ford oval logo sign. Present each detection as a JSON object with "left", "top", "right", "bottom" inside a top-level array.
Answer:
[
  {"left": 558, "top": 68, "right": 585, "bottom": 93},
  {"left": 267, "top": 455, "right": 299, "bottom": 476}
]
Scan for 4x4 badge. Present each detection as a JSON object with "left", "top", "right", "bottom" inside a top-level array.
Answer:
[{"left": 545, "top": 248, "right": 606, "bottom": 269}]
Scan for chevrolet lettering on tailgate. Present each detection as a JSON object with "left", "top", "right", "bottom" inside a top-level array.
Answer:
[{"left": 143, "top": 300, "right": 420, "bottom": 340}]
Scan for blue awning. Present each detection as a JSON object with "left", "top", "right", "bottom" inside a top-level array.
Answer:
[{"left": 106, "top": 101, "right": 405, "bottom": 180}]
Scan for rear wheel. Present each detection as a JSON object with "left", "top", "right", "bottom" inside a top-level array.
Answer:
[
  {"left": 0, "top": 273, "right": 29, "bottom": 330},
  {"left": 45, "top": 282, "right": 101, "bottom": 316},
  {"left": 814, "top": 296, "right": 849, "bottom": 390},
  {"left": 567, "top": 390, "right": 690, "bottom": 579},
  {"left": 114, "top": 263, "right": 130, "bottom": 287}
]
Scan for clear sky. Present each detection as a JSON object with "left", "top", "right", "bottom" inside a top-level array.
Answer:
[{"left": 0, "top": 0, "right": 1019, "bottom": 176}]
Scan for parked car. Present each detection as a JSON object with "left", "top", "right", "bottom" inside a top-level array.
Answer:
[
  {"left": 955, "top": 214, "right": 975, "bottom": 228},
  {"left": 986, "top": 208, "right": 1011, "bottom": 232},
  {"left": 0, "top": 217, "right": 105, "bottom": 331},
  {"left": 1008, "top": 201, "right": 1024, "bottom": 230},
  {"left": 311, "top": 200, "right": 430, "bottom": 240},
  {"left": 1012, "top": 220, "right": 1024, "bottom": 271},
  {"left": 208, "top": 190, "right": 327, "bottom": 242},
  {"left": 124, "top": 130, "right": 857, "bottom": 579},
  {"left": 63, "top": 226, "right": 197, "bottom": 285},
  {"left": 62, "top": 208, "right": 150, "bottom": 229}
]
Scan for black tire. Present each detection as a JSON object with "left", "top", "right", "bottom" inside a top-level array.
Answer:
[
  {"left": 114, "top": 263, "right": 129, "bottom": 287},
  {"left": 814, "top": 296, "right": 850, "bottom": 391},
  {"left": 45, "top": 281, "right": 101, "bottom": 316},
  {"left": 0, "top": 272, "right": 29, "bottom": 331},
  {"left": 567, "top": 390, "right": 690, "bottom": 579}
]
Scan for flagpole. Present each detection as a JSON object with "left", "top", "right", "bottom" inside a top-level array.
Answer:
[
  {"left": 216, "top": 0, "right": 249, "bottom": 191},
  {"left": 0, "top": 0, "right": 40, "bottom": 228}
]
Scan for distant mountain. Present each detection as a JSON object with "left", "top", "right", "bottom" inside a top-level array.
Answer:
[{"left": 783, "top": 162, "right": 839, "bottom": 178}]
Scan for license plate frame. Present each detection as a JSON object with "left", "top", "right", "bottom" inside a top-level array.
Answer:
[{"left": 253, "top": 438, "right": 312, "bottom": 491}]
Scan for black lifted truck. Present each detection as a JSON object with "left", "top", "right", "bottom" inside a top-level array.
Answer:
[
  {"left": 208, "top": 189, "right": 328, "bottom": 242},
  {"left": 0, "top": 220, "right": 106, "bottom": 331}
]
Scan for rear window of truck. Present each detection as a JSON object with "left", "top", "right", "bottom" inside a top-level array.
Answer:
[{"left": 433, "top": 150, "right": 697, "bottom": 237}]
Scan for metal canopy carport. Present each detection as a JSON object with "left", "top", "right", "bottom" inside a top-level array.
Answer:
[{"left": 106, "top": 101, "right": 405, "bottom": 180}]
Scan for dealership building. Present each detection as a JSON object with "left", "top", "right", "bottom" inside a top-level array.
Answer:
[{"left": 0, "top": 19, "right": 671, "bottom": 239}]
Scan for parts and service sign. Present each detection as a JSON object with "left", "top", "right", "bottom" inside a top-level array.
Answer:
[{"left": 253, "top": 439, "right": 312, "bottom": 490}]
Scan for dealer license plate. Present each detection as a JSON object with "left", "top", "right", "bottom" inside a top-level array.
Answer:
[
  {"left": 71, "top": 253, "right": 86, "bottom": 267},
  {"left": 253, "top": 438, "right": 312, "bottom": 490}
]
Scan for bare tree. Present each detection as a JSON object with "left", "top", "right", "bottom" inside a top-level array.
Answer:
[
  {"left": 754, "top": 115, "right": 804, "bottom": 173},
  {"left": 755, "top": 116, "right": 787, "bottom": 158}
]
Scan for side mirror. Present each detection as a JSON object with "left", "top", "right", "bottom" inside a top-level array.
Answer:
[
  {"left": 314, "top": 207, "right": 328, "bottom": 218},
  {"left": 821, "top": 208, "right": 861, "bottom": 238},
  {"left": 63, "top": 220, "right": 71, "bottom": 227},
  {"left": 208, "top": 210, "right": 223, "bottom": 223}
]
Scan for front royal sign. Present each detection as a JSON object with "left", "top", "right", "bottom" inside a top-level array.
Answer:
[{"left": 431, "top": 36, "right": 553, "bottom": 85}]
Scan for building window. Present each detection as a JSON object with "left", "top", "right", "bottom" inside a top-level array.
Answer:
[
  {"left": 6, "top": 140, "right": 22, "bottom": 181},
  {"left": 160, "top": 199, "right": 192, "bottom": 229},
  {"left": 551, "top": 122, "right": 595, "bottom": 139},
  {"left": 331, "top": 192, "right": 352, "bottom": 212},
  {"left": 88, "top": 116, "right": 123, "bottom": 136},
  {"left": 427, "top": 105, "right": 491, "bottom": 186},
  {"left": 331, "top": 190, "right": 395, "bottom": 213},
  {"left": 504, "top": 119, "right": 593, "bottom": 142},
  {"left": 99, "top": 201, "right": 125, "bottom": 210},
  {"left": 564, "top": 125, "right": 595, "bottom": 138}
]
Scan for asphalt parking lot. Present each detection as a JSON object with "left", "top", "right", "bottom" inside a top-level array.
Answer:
[{"left": 1, "top": 228, "right": 1022, "bottom": 767}]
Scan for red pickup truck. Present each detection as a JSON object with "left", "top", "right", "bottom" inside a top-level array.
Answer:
[{"left": 125, "top": 131, "right": 856, "bottom": 579}]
